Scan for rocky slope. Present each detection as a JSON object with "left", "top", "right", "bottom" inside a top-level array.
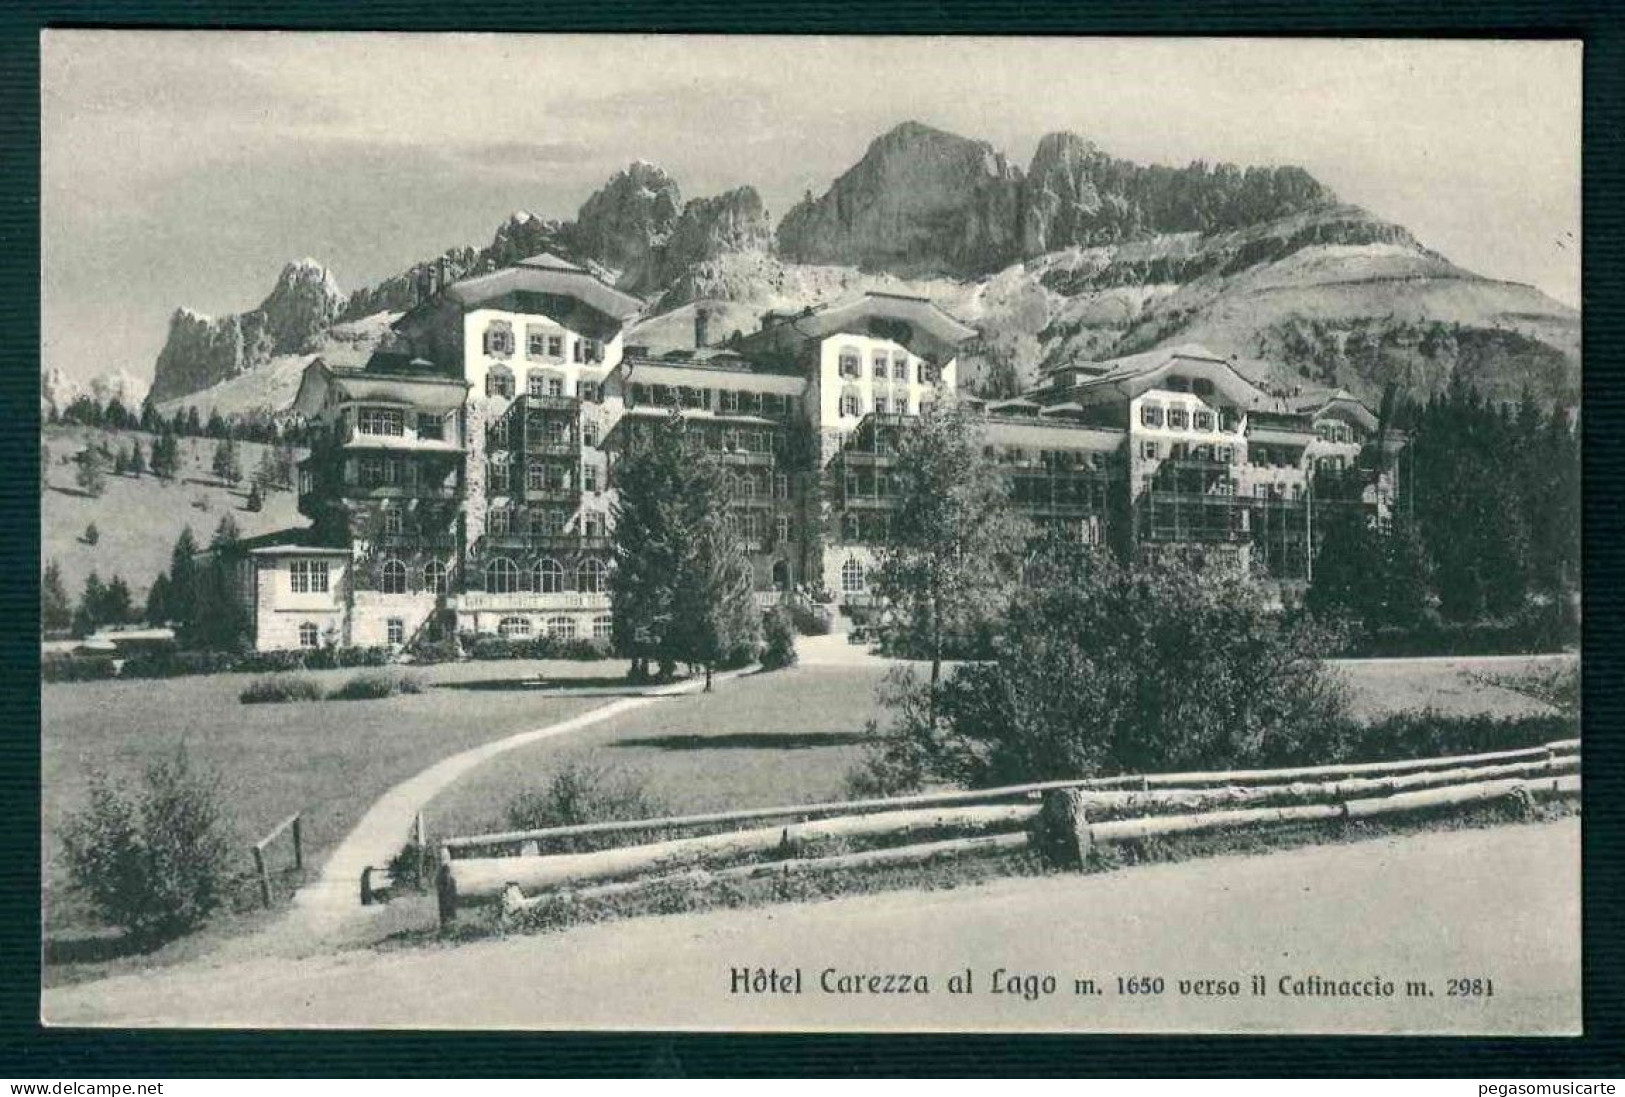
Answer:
[
  {"left": 41, "top": 365, "right": 150, "bottom": 419},
  {"left": 147, "top": 121, "right": 1580, "bottom": 416}
]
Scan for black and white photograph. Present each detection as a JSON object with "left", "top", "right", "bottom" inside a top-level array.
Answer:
[{"left": 37, "top": 32, "right": 1582, "bottom": 1034}]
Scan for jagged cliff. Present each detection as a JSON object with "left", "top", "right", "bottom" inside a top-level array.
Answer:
[{"left": 148, "top": 121, "right": 1580, "bottom": 415}]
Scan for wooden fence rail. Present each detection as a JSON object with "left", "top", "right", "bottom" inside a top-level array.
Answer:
[
  {"left": 429, "top": 741, "right": 1581, "bottom": 926},
  {"left": 439, "top": 738, "right": 1581, "bottom": 859}
]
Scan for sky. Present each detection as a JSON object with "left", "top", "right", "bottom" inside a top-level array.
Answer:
[{"left": 41, "top": 33, "right": 1582, "bottom": 391}]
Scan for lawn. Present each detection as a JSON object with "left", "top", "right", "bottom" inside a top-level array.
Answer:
[
  {"left": 423, "top": 664, "right": 897, "bottom": 841},
  {"left": 41, "top": 425, "right": 306, "bottom": 606},
  {"left": 41, "top": 658, "right": 628, "bottom": 936}
]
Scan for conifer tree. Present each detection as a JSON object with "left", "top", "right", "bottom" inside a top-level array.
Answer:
[{"left": 42, "top": 560, "right": 73, "bottom": 634}]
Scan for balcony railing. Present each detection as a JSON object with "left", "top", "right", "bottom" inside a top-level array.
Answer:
[
  {"left": 719, "top": 450, "right": 777, "bottom": 467},
  {"left": 524, "top": 394, "right": 581, "bottom": 413},
  {"left": 521, "top": 486, "right": 580, "bottom": 504},
  {"left": 481, "top": 533, "right": 612, "bottom": 553},
  {"left": 448, "top": 591, "right": 611, "bottom": 612},
  {"left": 342, "top": 481, "right": 461, "bottom": 501},
  {"left": 524, "top": 435, "right": 579, "bottom": 457},
  {"left": 376, "top": 532, "right": 459, "bottom": 550}
]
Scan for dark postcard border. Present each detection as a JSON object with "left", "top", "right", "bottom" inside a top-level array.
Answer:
[{"left": 3, "top": 1, "right": 1621, "bottom": 1078}]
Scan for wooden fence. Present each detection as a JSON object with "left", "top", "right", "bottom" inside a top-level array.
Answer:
[
  {"left": 418, "top": 739, "right": 1580, "bottom": 926},
  {"left": 252, "top": 812, "right": 304, "bottom": 908}
]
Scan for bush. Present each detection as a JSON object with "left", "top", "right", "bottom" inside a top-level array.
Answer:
[
  {"left": 236, "top": 649, "right": 310, "bottom": 674},
  {"left": 1342, "top": 602, "right": 1578, "bottom": 658},
  {"left": 59, "top": 748, "right": 234, "bottom": 943},
  {"left": 40, "top": 654, "right": 120, "bottom": 683},
  {"left": 239, "top": 674, "right": 325, "bottom": 704},
  {"left": 120, "top": 650, "right": 241, "bottom": 679},
  {"left": 504, "top": 762, "right": 666, "bottom": 853},
  {"left": 855, "top": 552, "right": 1352, "bottom": 792},
  {"left": 409, "top": 637, "right": 464, "bottom": 665},
  {"left": 328, "top": 669, "right": 424, "bottom": 701},
  {"left": 760, "top": 606, "right": 798, "bottom": 670},
  {"left": 304, "top": 644, "right": 393, "bottom": 670},
  {"left": 1337, "top": 710, "right": 1575, "bottom": 764},
  {"left": 556, "top": 637, "right": 611, "bottom": 661},
  {"left": 790, "top": 602, "right": 834, "bottom": 636}
]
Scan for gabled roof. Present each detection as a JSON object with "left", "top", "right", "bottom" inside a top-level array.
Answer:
[
  {"left": 1042, "top": 344, "right": 1273, "bottom": 410},
  {"left": 291, "top": 356, "right": 469, "bottom": 419},
  {"left": 433, "top": 259, "right": 643, "bottom": 324},
  {"left": 739, "top": 291, "right": 977, "bottom": 359}
]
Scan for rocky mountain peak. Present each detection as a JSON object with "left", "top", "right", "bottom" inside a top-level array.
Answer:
[
  {"left": 257, "top": 258, "right": 344, "bottom": 355},
  {"left": 571, "top": 161, "right": 684, "bottom": 292}
]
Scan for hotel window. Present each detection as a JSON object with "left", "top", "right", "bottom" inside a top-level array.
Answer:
[
  {"left": 1141, "top": 441, "right": 1159, "bottom": 460},
  {"left": 580, "top": 382, "right": 601, "bottom": 403},
  {"left": 387, "top": 618, "right": 405, "bottom": 646},
  {"left": 416, "top": 413, "right": 444, "bottom": 441},
  {"left": 484, "top": 323, "right": 514, "bottom": 357},
  {"left": 1167, "top": 407, "right": 1190, "bottom": 430},
  {"left": 545, "top": 418, "right": 571, "bottom": 445},
  {"left": 840, "top": 393, "right": 862, "bottom": 417},
  {"left": 581, "top": 417, "right": 599, "bottom": 447},
  {"left": 548, "top": 616, "right": 577, "bottom": 640},
  {"left": 577, "top": 558, "right": 608, "bottom": 594},
  {"left": 839, "top": 347, "right": 862, "bottom": 378},
  {"left": 299, "top": 469, "right": 313, "bottom": 495},
  {"left": 1141, "top": 403, "right": 1164, "bottom": 428},
  {"left": 534, "top": 558, "right": 564, "bottom": 594},
  {"left": 382, "top": 507, "right": 403, "bottom": 535},
  {"left": 1194, "top": 410, "right": 1215, "bottom": 432},
  {"left": 1216, "top": 445, "right": 1234, "bottom": 465},
  {"left": 380, "top": 559, "right": 408, "bottom": 594},
  {"left": 527, "top": 462, "right": 548, "bottom": 491},
  {"left": 548, "top": 335, "right": 564, "bottom": 358},
  {"left": 739, "top": 512, "right": 763, "bottom": 542},
  {"left": 919, "top": 363, "right": 938, "bottom": 384},
  {"left": 359, "top": 457, "right": 396, "bottom": 487},
  {"left": 1254, "top": 484, "right": 1270, "bottom": 499},
  {"left": 423, "top": 561, "right": 448, "bottom": 594},
  {"left": 298, "top": 622, "right": 320, "bottom": 649},
  {"left": 719, "top": 390, "right": 740, "bottom": 413},
  {"left": 527, "top": 374, "right": 546, "bottom": 398},
  {"left": 489, "top": 507, "right": 512, "bottom": 535},
  {"left": 583, "top": 465, "right": 599, "bottom": 492},
  {"left": 486, "top": 557, "right": 521, "bottom": 594},
  {"left": 872, "top": 352, "right": 888, "bottom": 378},
  {"left": 843, "top": 513, "right": 861, "bottom": 541},
  {"left": 841, "top": 557, "right": 866, "bottom": 594},
  {"left": 774, "top": 474, "right": 788, "bottom": 500},
  {"left": 528, "top": 330, "right": 548, "bottom": 358},
  {"left": 893, "top": 355, "right": 909, "bottom": 381},
  {"left": 537, "top": 509, "right": 565, "bottom": 535},
  {"left": 583, "top": 512, "right": 606, "bottom": 538},
  {"left": 592, "top": 615, "right": 614, "bottom": 641},
  {"left": 357, "top": 408, "right": 404, "bottom": 436},
  {"left": 874, "top": 395, "right": 889, "bottom": 415},
  {"left": 776, "top": 514, "right": 791, "bottom": 542},
  {"left": 486, "top": 369, "right": 515, "bottom": 399},
  {"left": 498, "top": 616, "right": 530, "bottom": 639},
  {"left": 290, "top": 559, "right": 330, "bottom": 594}
]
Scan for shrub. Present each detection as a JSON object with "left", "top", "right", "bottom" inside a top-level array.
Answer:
[
  {"left": 760, "top": 606, "right": 798, "bottom": 670},
  {"left": 236, "top": 649, "right": 310, "bottom": 674},
  {"left": 556, "top": 637, "right": 611, "bottom": 661},
  {"left": 855, "top": 551, "right": 1351, "bottom": 792},
  {"left": 790, "top": 602, "right": 834, "bottom": 636},
  {"left": 1337, "top": 710, "right": 1574, "bottom": 764},
  {"left": 239, "top": 674, "right": 325, "bottom": 704},
  {"left": 504, "top": 762, "right": 666, "bottom": 853},
  {"left": 328, "top": 669, "right": 424, "bottom": 701},
  {"left": 40, "top": 654, "right": 120, "bottom": 683},
  {"left": 59, "top": 748, "right": 235, "bottom": 943},
  {"left": 305, "top": 644, "right": 393, "bottom": 670},
  {"left": 120, "top": 650, "right": 240, "bottom": 679},
  {"left": 409, "top": 637, "right": 464, "bottom": 665}
]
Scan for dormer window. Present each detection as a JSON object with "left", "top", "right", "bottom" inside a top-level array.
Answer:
[
  {"left": 893, "top": 355, "right": 909, "bottom": 381},
  {"left": 1141, "top": 402, "right": 1164, "bottom": 428},
  {"left": 357, "top": 408, "right": 404, "bottom": 436},
  {"left": 839, "top": 347, "right": 862, "bottom": 379},
  {"left": 1193, "top": 410, "right": 1215, "bottom": 432},
  {"left": 1167, "top": 407, "right": 1190, "bottom": 431},
  {"left": 872, "top": 352, "right": 888, "bottom": 378}
]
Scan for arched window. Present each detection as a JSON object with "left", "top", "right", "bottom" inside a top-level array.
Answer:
[
  {"left": 577, "top": 558, "right": 608, "bottom": 594},
  {"left": 298, "top": 621, "right": 320, "bottom": 649},
  {"left": 380, "top": 558, "right": 408, "bottom": 594},
  {"left": 841, "top": 557, "right": 866, "bottom": 595},
  {"left": 533, "top": 557, "right": 564, "bottom": 594},
  {"left": 485, "top": 556, "right": 520, "bottom": 594},
  {"left": 547, "top": 616, "right": 577, "bottom": 640},
  {"left": 498, "top": 616, "right": 531, "bottom": 639},
  {"left": 423, "top": 560, "right": 448, "bottom": 594},
  {"left": 772, "top": 560, "right": 790, "bottom": 590}
]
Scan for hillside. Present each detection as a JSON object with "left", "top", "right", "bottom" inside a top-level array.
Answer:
[
  {"left": 142, "top": 121, "right": 1580, "bottom": 418},
  {"left": 41, "top": 425, "right": 306, "bottom": 609}
]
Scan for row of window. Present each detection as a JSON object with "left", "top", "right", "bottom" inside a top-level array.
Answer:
[
  {"left": 352, "top": 408, "right": 452, "bottom": 442},
  {"left": 1315, "top": 421, "right": 1356, "bottom": 444},
  {"left": 375, "top": 558, "right": 450, "bottom": 594},
  {"left": 488, "top": 508, "right": 607, "bottom": 538},
  {"left": 839, "top": 392, "right": 925, "bottom": 418},
  {"left": 484, "top": 556, "right": 608, "bottom": 594},
  {"left": 1141, "top": 403, "right": 1220, "bottom": 433},
  {"left": 485, "top": 369, "right": 606, "bottom": 402},
  {"left": 1139, "top": 441, "right": 1240, "bottom": 464},
  {"left": 625, "top": 384, "right": 795, "bottom": 419},
  {"left": 484, "top": 323, "right": 605, "bottom": 365},
  {"left": 835, "top": 348, "right": 939, "bottom": 385},
  {"left": 497, "top": 614, "right": 614, "bottom": 641}
]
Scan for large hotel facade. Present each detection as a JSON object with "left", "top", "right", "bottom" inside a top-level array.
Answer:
[{"left": 243, "top": 252, "right": 1404, "bottom": 651}]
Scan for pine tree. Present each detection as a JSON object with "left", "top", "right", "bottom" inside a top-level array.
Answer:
[
  {"left": 83, "top": 522, "right": 100, "bottom": 546},
  {"left": 145, "top": 572, "right": 172, "bottom": 627},
  {"left": 211, "top": 437, "right": 242, "bottom": 485},
  {"left": 102, "top": 576, "right": 133, "bottom": 626},
  {"left": 167, "top": 527, "right": 201, "bottom": 634},
  {"left": 129, "top": 440, "right": 146, "bottom": 477},
  {"left": 42, "top": 560, "right": 73, "bottom": 634},
  {"left": 75, "top": 571, "right": 108, "bottom": 637},
  {"left": 75, "top": 447, "right": 107, "bottom": 497},
  {"left": 672, "top": 509, "right": 761, "bottom": 691},
  {"left": 871, "top": 394, "right": 1031, "bottom": 687},
  {"left": 188, "top": 516, "right": 249, "bottom": 651},
  {"left": 246, "top": 482, "right": 263, "bottom": 512}
]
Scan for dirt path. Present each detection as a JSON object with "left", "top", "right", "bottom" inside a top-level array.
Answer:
[
  {"left": 44, "top": 819, "right": 1579, "bottom": 1033},
  {"left": 252, "top": 668, "right": 756, "bottom": 954}
]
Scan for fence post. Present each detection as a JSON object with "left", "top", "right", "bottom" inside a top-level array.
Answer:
[
  {"left": 292, "top": 815, "right": 305, "bottom": 871},
  {"left": 1034, "top": 789, "right": 1092, "bottom": 870},
  {"left": 253, "top": 845, "right": 272, "bottom": 908},
  {"left": 415, "top": 812, "right": 429, "bottom": 887}
]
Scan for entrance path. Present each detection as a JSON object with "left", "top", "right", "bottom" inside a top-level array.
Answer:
[{"left": 263, "top": 667, "right": 757, "bottom": 953}]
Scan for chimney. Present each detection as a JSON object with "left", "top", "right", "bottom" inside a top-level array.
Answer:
[{"left": 695, "top": 306, "right": 711, "bottom": 349}]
